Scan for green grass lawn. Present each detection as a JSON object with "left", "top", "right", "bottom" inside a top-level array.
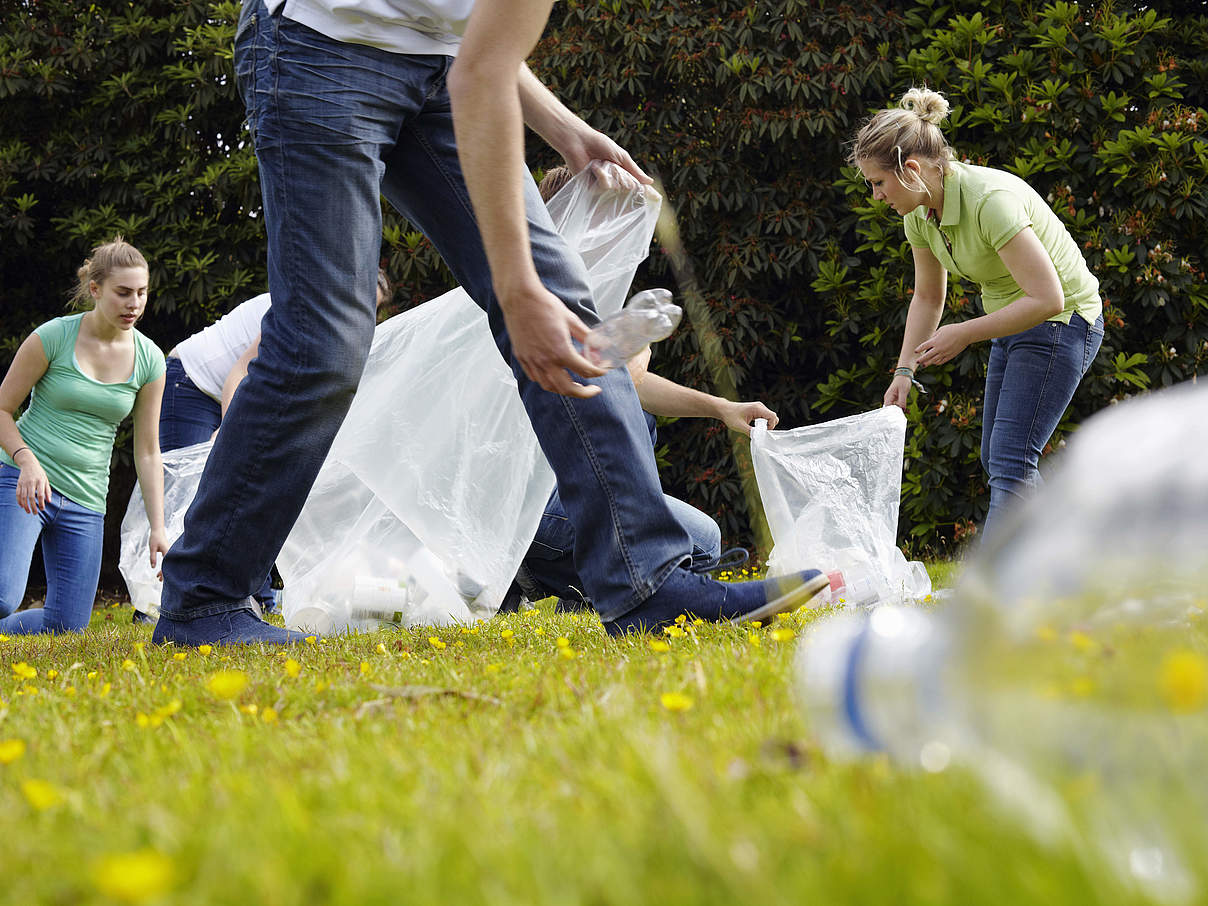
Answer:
[{"left": 1, "top": 562, "right": 1203, "bottom": 906}]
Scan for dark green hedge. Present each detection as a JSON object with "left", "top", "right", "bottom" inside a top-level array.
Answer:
[{"left": 2, "top": 1, "right": 1205, "bottom": 585}]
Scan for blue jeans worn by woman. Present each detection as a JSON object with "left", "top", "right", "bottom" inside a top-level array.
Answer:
[
  {"left": 0, "top": 464, "right": 105, "bottom": 633},
  {"left": 158, "top": 356, "right": 277, "bottom": 611},
  {"left": 981, "top": 311, "right": 1104, "bottom": 542},
  {"left": 158, "top": 2, "right": 692, "bottom": 626}
]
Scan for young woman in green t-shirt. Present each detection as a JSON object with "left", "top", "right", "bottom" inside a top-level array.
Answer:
[
  {"left": 0, "top": 237, "right": 167, "bottom": 633},
  {"left": 851, "top": 88, "right": 1103, "bottom": 542}
]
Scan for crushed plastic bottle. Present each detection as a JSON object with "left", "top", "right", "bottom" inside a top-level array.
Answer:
[
  {"left": 583, "top": 288, "right": 682, "bottom": 369},
  {"left": 797, "top": 381, "right": 1208, "bottom": 903}
]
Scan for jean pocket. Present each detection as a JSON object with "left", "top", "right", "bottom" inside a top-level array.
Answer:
[{"left": 233, "top": 1, "right": 260, "bottom": 128}]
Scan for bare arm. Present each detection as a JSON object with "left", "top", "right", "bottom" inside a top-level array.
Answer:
[
  {"left": 448, "top": 2, "right": 627, "bottom": 399},
  {"left": 636, "top": 373, "right": 778, "bottom": 436},
  {"left": 220, "top": 333, "right": 262, "bottom": 421},
  {"left": 885, "top": 246, "right": 947, "bottom": 409},
  {"left": 914, "top": 227, "right": 1065, "bottom": 367},
  {"left": 132, "top": 373, "right": 168, "bottom": 568},
  {"left": 0, "top": 334, "right": 52, "bottom": 512}
]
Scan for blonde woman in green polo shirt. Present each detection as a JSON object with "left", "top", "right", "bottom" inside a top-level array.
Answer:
[
  {"left": 0, "top": 237, "right": 167, "bottom": 633},
  {"left": 852, "top": 88, "right": 1103, "bottom": 541}
]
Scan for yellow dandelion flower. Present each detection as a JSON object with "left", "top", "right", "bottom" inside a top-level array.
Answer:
[
  {"left": 239, "top": 703, "right": 259, "bottom": 715},
  {"left": 748, "top": 632, "right": 761, "bottom": 647},
  {"left": 534, "top": 627, "right": 544, "bottom": 636},
  {"left": 555, "top": 636, "right": 570, "bottom": 648},
  {"left": 0, "top": 634, "right": 7, "bottom": 641},
  {"left": 121, "top": 659, "right": 136, "bottom": 671},
  {"left": 376, "top": 642, "right": 387, "bottom": 655},
  {"left": 663, "top": 625, "right": 686, "bottom": 638},
  {"left": 284, "top": 658, "right": 301, "bottom": 678},
  {"left": 1069, "top": 631, "right": 1097, "bottom": 653},
  {"left": 92, "top": 849, "right": 176, "bottom": 903},
  {"left": 648, "top": 640, "right": 670, "bottom": 653},
  {"left": 314, "top": 680, "right": 328, "bottom": 693},
  {"left": 46, "top": 669, "right": 58, "bottom": 680},
  {"left": 22, "top": 779, "right": 63, "bottom": 811},
  {"left": 87, "top": 671, "right": 97, "bottom": 680},
  {"left": 485, "top": 663, "right": 501, "bottom": 674},
  {"left": 454, "top": 640, "right": 465, "bottom": 648},
  {"left": 359, "top": 661, "right": 372, "bottom": 675},
  {"left": 11, "top": 662, "right": 37, "bottom": 679},
  {"left": 428, "top": 637, "right": 446, "bottom": 650},
  {"left": 305, "top": 636, "right": 317, "bottom": 647},
  {"left": 1034, "top": 624, "right": 1058, "bottom": 643},
  {"left": 750, "top": 620, "right": 763, "bottom": 629},
  {"left": 0, "top": 738, "right": 26, "bottom": 764},
  {"left": 173, "top": 653, "right": 187, "bottom": 662},
  {"left": 558, "top": 647, "right": 576, "bottom": 660},
  {"left": 136, "top": 713, "right": 150, "bottom": 728},
  {"left": 133, "top": 641, "right": 145, "bottom": 653},
  {"left": 205, "top": 670, "right": 249, "bottom": 701},
  {"left": 100, "top": 682, "right": 112, "bottom": 697},
  {"left": 660, "top": 692, "right": 694, "bottom": 712},
  {"left": 1069, "top": 676, "right": 1096, "bottom": 697},
  {"left": 64, "top": 687, "right": 75, "bottom": 697},
  {"left": 500, "top": 629, "right": 514, "bottom": 641},
  {"left": 22, "top": 685, "right": 37, "bottom": 696},
  {"left": 770, "top": 628, "right": 796, "bottom": 643},
  {"left": 1160, "top": 650, "right": 1208, "bottom": 713},
  {"left": 674, "top": 614, "right": 687, "bottom": 625},
  {"left": 262, "top": 708, "right": 278, "bottom": 724},
  {"left": 197, "top": 644, "right": 213, "bottom": 656}
]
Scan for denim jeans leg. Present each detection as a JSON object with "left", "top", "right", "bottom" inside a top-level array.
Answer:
[
  {"left": 0, "top": 472, "right": 104, "bottom": 634},
  {"left": 0, "top": 465, "right": 42, "bottom": 619},
  {"left": 378, "top": 83, "right": 691, "bottom": 621},
  {"left": 981, "top": 314, "right": 1101, "bottom": 542},
  {"left": 159, "top": 4, "right": 395, "bottom": 619},
  {"left": 159, "top": 358, "right": 223, "bottom": 452}
]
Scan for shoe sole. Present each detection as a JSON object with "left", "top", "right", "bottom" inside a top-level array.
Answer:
[{"left": 730, "top": 572, "right": 830, "bottom": 624}]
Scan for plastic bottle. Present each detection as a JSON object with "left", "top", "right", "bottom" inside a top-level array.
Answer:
[
  {"left": 583, "top": 288, "right": 682, "bottom": 369},
  {"left": 795, "top": 383, "right": 1208, "bottom": 903}
]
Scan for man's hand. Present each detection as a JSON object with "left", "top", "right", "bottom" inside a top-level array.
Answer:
[
  {"left": 720, "top": 400, "right": 778, "bottom": 436},
  {"left": 561, "top": 129, "right": 651, "bottom": 186},
  {"left": 501, "top": 280, "right": 606, "bottom": 398}
]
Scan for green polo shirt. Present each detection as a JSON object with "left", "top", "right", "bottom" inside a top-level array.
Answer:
[
  {"left": 0, "top": 314, "right": 165, "bottom": 513},
  {"left": 903, "top": 161, "right": 1101, "bottom": 325}
]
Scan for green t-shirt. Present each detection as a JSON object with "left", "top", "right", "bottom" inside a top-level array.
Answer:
[
  {"left": 903, "top": 161, "right": 1101, "bottom": 325},
  {"left": 1, "top": 314, "right": 165, "bottom": 513}
]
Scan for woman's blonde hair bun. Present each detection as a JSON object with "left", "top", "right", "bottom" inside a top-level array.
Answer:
[{"left": 899, "top": 87, "right": 950, "bottom": 126}]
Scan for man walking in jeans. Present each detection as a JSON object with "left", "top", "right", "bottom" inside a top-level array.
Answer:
[{"left": 154, "top": 0, "right": 827, "bottom": 646}]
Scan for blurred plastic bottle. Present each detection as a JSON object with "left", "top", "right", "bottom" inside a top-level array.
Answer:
[
  {"left": 796, "top": 383, "right": 1208, "bottom": 903},
  {"left": 583, "top": 288, "right": 682, "bottom": 369}
]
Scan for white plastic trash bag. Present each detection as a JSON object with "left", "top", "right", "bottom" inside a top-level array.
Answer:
[
  {"left": 119, "top": 440, "right": 213, "bottom": 619},
  {"left": 750, "top": 407, "right": 930, "bottom": 606},
  {"left": 119, "top": 162, "right": 662, "bottom": 632}
]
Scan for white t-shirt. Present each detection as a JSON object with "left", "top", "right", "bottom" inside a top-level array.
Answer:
[
  {"left": 174, "top": 294, "right": 272, "bottom": 401},
  {"left": 267, "top": 0, "right": 475, "bottom": 55}
]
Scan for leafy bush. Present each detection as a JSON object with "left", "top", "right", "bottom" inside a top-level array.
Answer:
[{"left": 2, "top": 1, "right": 1205, "bottom": 579}]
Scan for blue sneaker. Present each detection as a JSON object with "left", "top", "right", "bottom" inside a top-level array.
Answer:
[
  {"left": 602, "top": 567, "right": 829, "bottom": 636},
  {"left": 152, "top": 607, "right": 311, "bottom": 647}
]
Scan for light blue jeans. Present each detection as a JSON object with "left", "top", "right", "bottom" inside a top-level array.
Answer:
[
  {"left": 981, "top": 311, "right": 1104, "bottom": 541},
  {"left": 158, "top": 1, "right": 691, "bottom": 623},
  {"left": 0, "top": 464, "right": 104, "bottom": 633}
]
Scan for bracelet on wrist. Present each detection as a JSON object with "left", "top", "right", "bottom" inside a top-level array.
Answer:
[
  {"left": 893, "top": 366, "right": 915, "bottom": 378},
  {"left": 10, "top": 446, "right": 30, "bottom": 462}
]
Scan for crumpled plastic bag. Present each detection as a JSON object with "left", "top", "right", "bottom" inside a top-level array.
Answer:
[
  {"left": 750, "top": 407, "right": 930, "bottom": 606},
  {"left": 119, "top": 162, "right": 663, "bottom": 631},
  {"left": 119, "top": 439, "right": 212, "bottom": 619}
]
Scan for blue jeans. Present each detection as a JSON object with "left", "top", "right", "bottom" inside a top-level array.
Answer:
[
  {"left": 159, "top": 357, "right": 277, "bottom": 609},
  {"left": 0, "top": 464, "right": 104, "bottom": 634},
  {"left": 524, "top": 413, "right": 720, "bottom": 604},
  {"left": 159, "top": 357, "right": 222, "bottom": 450},
  {"left": 981, "top": 312, "right": 1104, "bottom": 541},
  {"left": 159, "top": 2, "right": 690, "bottom": 623}
]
